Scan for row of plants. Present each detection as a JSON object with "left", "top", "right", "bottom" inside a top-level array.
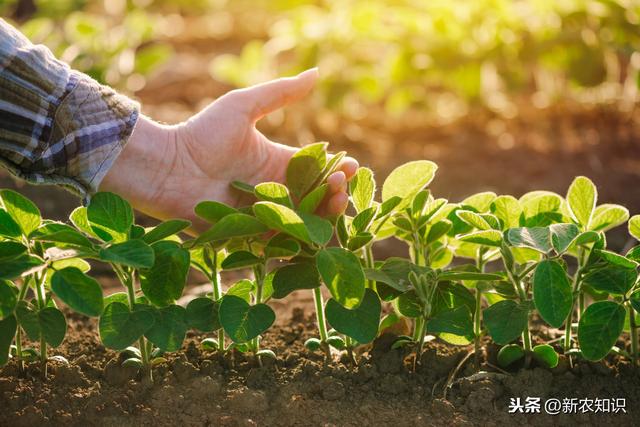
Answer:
[{"left": 1, "top": 143, "right": 640, "bottom": 380}]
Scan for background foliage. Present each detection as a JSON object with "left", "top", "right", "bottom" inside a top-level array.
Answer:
[{"left": 2, "top": 0, "right": 639, "bottom": 120}]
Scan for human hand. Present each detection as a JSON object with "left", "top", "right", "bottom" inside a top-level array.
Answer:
[{"left": 101, "top": 69, "right": 358, "bottom": 231}]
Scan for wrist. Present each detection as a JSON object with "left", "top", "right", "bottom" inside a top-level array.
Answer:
[{"left": 100, "top": 115, "right": 178, "bottom": 213}]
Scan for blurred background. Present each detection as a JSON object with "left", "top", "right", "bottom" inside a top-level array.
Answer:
[{"left": 1, "top": 0, "right": 640, "bottom": 254}]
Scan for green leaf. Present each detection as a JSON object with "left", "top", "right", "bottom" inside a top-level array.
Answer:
[
  {"left": 70, "top": 206, "right": 101, "bottom": 240},
  {"left": 532, "top": 260, "right": 572, "bottom": 328},
  {"left": 458, "top": 230, "right": 503, "bottom": 247},
  {"left": 142, "top": 219, "right": 191, "bottom": 244},
  {"left": 578, "top": 301, "right": 625, "bottom": 361},
  {"left": 99, "top": 240, "right": 155, "bottom": 269},
  {"left": 506, "top": 227, "right": 552, "bottom": 253},
  {"left": 532, "top": 344, "right": 559, "bottom": 368},
  {"left": 582, "top": 265, "right": 637, "bottom": 296},
  {"left": 286, "top": 142, "right": 328, "bottom": 199},
  {"left": 231, "top": 180, "right": 256, "bottom": 194},
  {"left": 549, "top": 223, "right": 580, "bottom": 254},
  {"left": 363, "top": 257, "right": 413, "bottom": 292},
  {"left": 0, "top": 210, "right": 22, "bottom": 238},
  {"left": 254, "top": 182, "right": 293, "bottom": 208},
  {"left": 0, "top": 255, "right": 43, "bottom": 280},
  {"left": 0, "top": 190, "right": 41, "bottom": 235},
  {"left": 299, "top": 212, "right": 333, "bottom": 246},
  {"left": 352, "top": 206, "right": 378, "bottom": 234},
  {"left": 483, "top": 300, "right": 529, "bottom": 345},
  {"left": 595, "top": 249, "right": 638, "bottom": 269},
  {"left": 490, "top": 195, "right": 521, "bottom": 229},
  {"left": 186, "top": 297, "right": 221, "bottom": 332},
  {"left": 221, "top": 250, "right": 261, "bottom": 270},
  {"left": 99, "top": 302, "right": 155, "bottom": 350},
  {"left": 629, "top": 215, "right": 640, "bottom": 241},
  {"left": 590, "top": 204, "right": 629, "bottom": 232},
  {"left": 520, "top": 191, "right": 562, "bottom": 227},
  {"left": 31, "top": 223, "right": 94, "bottom": 248},
  {"left": 140, "top": 241, "right": 189, "bottom": 307},
  {"left": 86, "top": 192, "right": 133, "bottom": 242},
  {"left": 325, "top": 288, "right": 381, "bottom": 344},
  {"left": 350, "top": 167, "right": 376, "bottom": 213},
  {"left": 438, "top": 271, "right": 503, "bottom": 282},
  {"left": 630, "top": 291, "right": 640, "bottom": 313},
  {"left": 104, "top": 292, "right": 129, "bottom": 306},
  {"left": 145, "top": 305, "right": 188, "bottom": 352},
  {"left": 396, "top": 290, "right": 422, "bottom": 318},
  {"left": 253, "top": 202, "right": 310, "bottom": 244},
  {"left": 461, "top": 192, "right": 496, "bottom": 213},
  {"left": 51, "top": 267, "right": 103, "bottom": 317},
  {"left": 316, "top": 248, "right": 365, "bottom": 309},
  {"left": 347, "top": 232, "right": 374, "bottom": 251},
  {"left": 456, "top": 210, "right": 491, "bottom": 230},
  {"left": 566, "top": 176, "right": 597, "bottom": 228},
  {"left": 427, "top": 306, "right": 473, "bottom": 337},
  {"left": 16, "top": 302, "right": 66, "bottom": 347},
  {"left": 298, "top": 184, "right": 328, "bottom": 214},
  {"left": 426, "top": 220, "right": 452, "bottom": 244},
  {"left": 0, "top": 315, "right": 17, "bottom": 365},
  {"left": 264, "top": 235, "right": 300, "bottom": 259},
  {"left": 226, "top": 279, "right": 253, "bottom": 303},
  {"left": 194, "top": 213, "right": 268, "bottom": 245},
  {"left": 218, "top": 295, "right": 275, "bottom": 343},
  {"left": 0, "top": 281, "right": 17, "bottom": 319},
  {"left": 194, "top": 201, "right": 238, "bottom": 223},
  {"left": 272, "top": 262, "right": 321, "bottom": 299},
  {"left": 0, "top": 241, "right": 27, "bottom": 262},
  {"left": 313, "top": 151, "right": 346, "bottom": 189},
  {"left": 381, "top": 160, "right": 437, "bottom": 205},
  {"left": 497, "top": 344, "right": 525, "bottom": 367}
]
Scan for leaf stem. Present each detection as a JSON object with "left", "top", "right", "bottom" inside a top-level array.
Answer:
[
  {"left": 34, "top": 273, "right": 47, "bottom": 378},
  {"left": 208, "top": 248, "right": 225, "bottom": 352},
  {"left": 564, "top": 255, "right": 585, "bottom": 353},
  {"left": 629, "top": 302, "right": 638, "bottom": 366}
]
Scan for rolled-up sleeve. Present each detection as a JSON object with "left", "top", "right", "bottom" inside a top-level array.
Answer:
[{"left": 0, "top": 18, "right": 139, "bottom": 200}]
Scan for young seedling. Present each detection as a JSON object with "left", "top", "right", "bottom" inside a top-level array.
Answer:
[
  {"left": 0, "top": 190, "right": 102, "bottom": 378},
  {"left": 67, "top": 192, "right": 191, "bottom": 380}
]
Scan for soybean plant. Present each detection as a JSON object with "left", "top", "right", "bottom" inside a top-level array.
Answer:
[
  {"left": 0, "top": 190, "right": 106, "bottom": 378},
  {"left": 69, "top": 192, "right": 191, "bottom": 379}
]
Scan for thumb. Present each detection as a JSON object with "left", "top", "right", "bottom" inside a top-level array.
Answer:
[{"left": 236, "top": 68, "right": 319, "bottom": 121}]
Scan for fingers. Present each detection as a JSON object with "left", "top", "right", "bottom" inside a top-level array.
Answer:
[
  {"left": 327, "top": 171, "right": 347, "bottom": 193},
  {"left": 234, "top": 68, "right": 319, "bottom": 122},
  {"left": 337, "top": 156, "right": 359, "bottom": 180},
  {"left": 326, "top": 192, "right": 349, "bottom": 215}
]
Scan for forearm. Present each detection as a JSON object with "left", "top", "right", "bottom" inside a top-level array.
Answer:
[
  {"left": 100, "top": 115, "right": 179, "bottom": 217},
  {"left": 0, "top": 18, "right": 139, "bottom": 200}
]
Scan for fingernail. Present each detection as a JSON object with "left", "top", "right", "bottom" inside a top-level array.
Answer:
[{"left": 298, "top": 67, "right": 319, "bottom": 78}]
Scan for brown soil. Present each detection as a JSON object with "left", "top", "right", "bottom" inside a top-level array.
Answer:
[{"left": 1, "top": 307, "right": 638, "bottom": 427}]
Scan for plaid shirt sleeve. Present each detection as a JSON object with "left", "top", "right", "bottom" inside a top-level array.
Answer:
[{"left": 0, "top": 19, "right": 139, "bottom": 200}]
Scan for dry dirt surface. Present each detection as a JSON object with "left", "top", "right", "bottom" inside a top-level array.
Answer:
[{"left": 1, "top": 309, "right": 638, "bottom": 427}]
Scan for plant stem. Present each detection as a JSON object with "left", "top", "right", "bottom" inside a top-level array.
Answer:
[
  {"left": 344, "top": 336, "right": 356, "bottom": 366},
  {"left": 564, "top": 264, "right": 584, "bottom": 352},
  {"left": 34, "top": 274, "right": 47, "bottom": 378},
  {"left": 313, "top": 287, "right": 331, "bottom": 362},
  {"left": 209, "top": 249, "right": 225, "bottom": 351},
  {"left": 15, "top": 278, "right": 31, "bottom": 374},
  {"left": 474, "top": 250, "right": 486, "bottom": 370},
  {"left": 313, "top": 287, "right": 328, "bottom": 342},
  {"left": 629, "top": 302, "right": 638, "bottom": 366},
  {"left": 502, "top": 251, "right": 532, "bottom": 363},
  {"left": 474, "top": 288, "right": 482, "bottom": 370},
  {"left": 252, "top": 263, "right": 266, "bottom": 362},
  {"left": 120, "top": 267, "right": 152, "bottom": 380},
  {"left": 363, "top": 245, "right": 375, "bottom": 288}
]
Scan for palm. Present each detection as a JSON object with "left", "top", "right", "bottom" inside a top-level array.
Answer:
[{"left": 103, "top": 69, "right": 357, "bottom": 231}]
